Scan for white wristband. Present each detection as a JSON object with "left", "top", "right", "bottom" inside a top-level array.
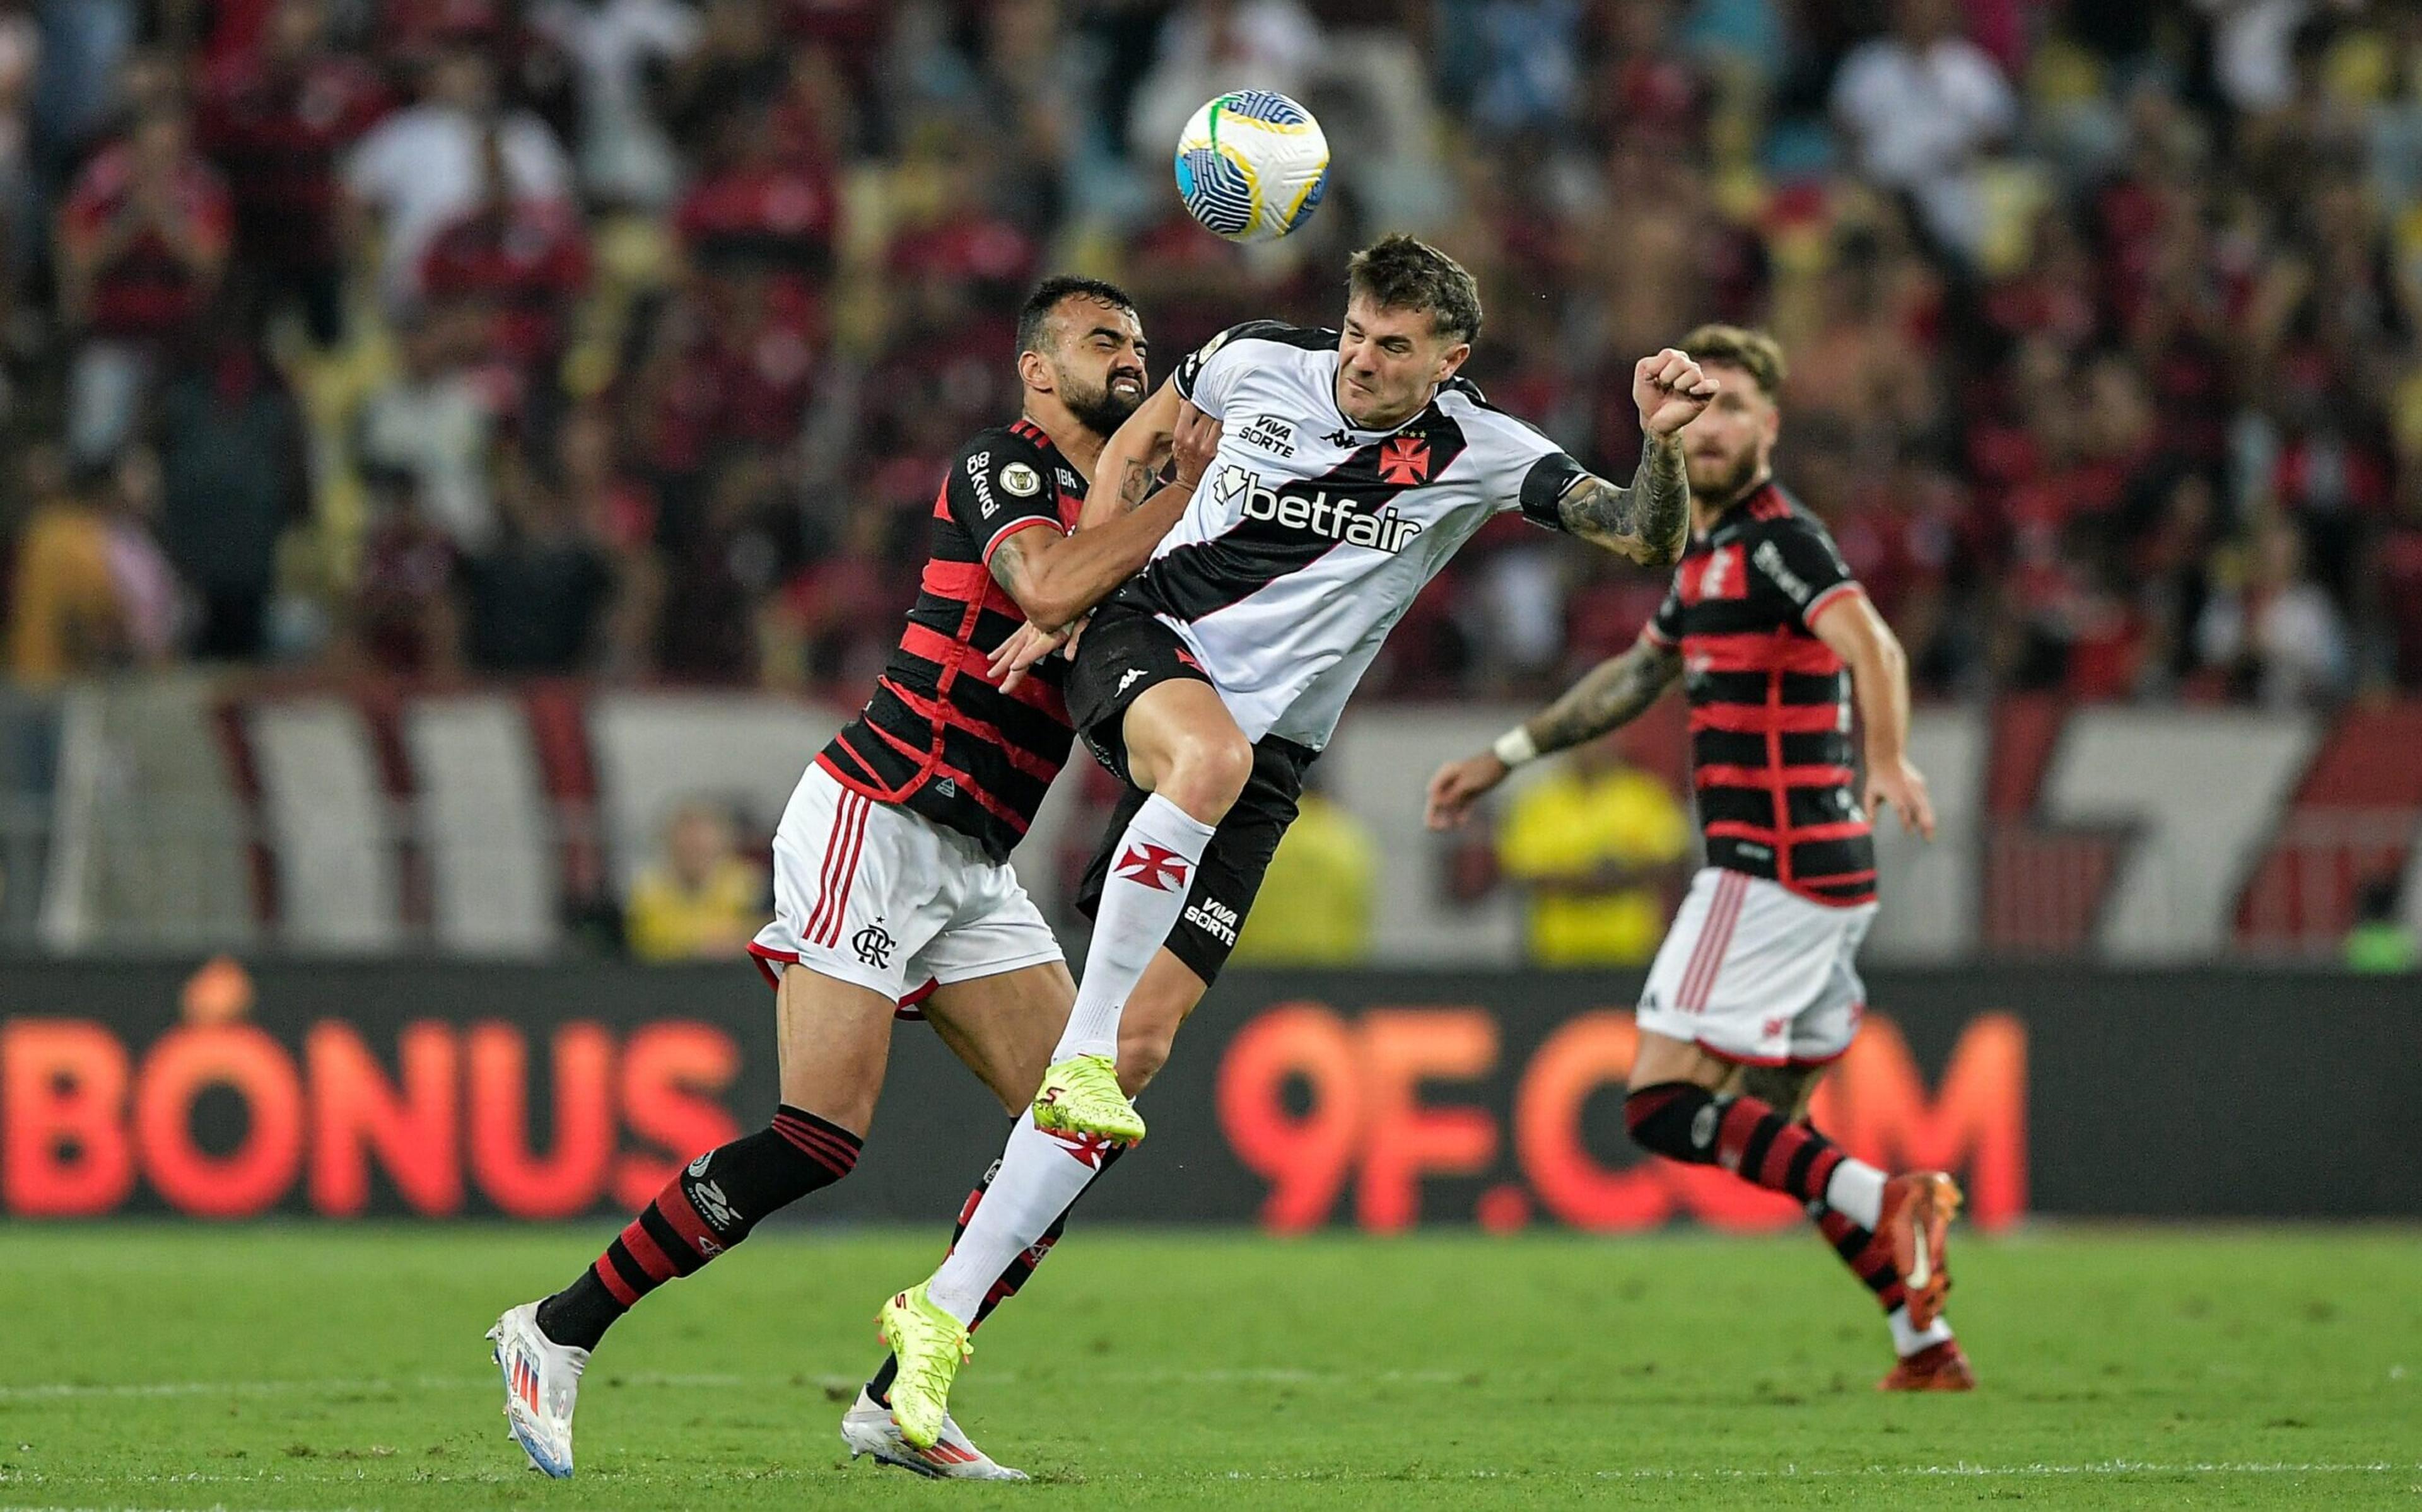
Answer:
[{"left": 1492, "top": 726, "right": 1538, "bottom": 768}]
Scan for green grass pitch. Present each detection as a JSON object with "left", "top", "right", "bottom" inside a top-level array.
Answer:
[{"left": 3, "top": 1226, "right": 2417, "bottom": 1508}]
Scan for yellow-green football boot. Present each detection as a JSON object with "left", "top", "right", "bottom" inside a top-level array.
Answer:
[
  {"left": 875, "top": 1282, "right": 971, "bottom": 1451},
  {"left": 1031, "top": 1052, "right": 1146, "bottom": 1144}
]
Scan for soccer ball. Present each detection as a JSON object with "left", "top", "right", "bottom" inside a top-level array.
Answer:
[{"left": 1173, "top": 90, "right": 1331, "bottom": 243}]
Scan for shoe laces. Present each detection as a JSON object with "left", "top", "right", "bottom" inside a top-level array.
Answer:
[{"left": 897, "top": 1320, "right": 971, "bottom": 1402}]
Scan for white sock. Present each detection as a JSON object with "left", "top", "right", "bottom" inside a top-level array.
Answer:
[
  {"left": 1888, "top": 1303, "right": 1953, "bottom": 1358},
  {"left": 927, "top": 1111, "right": 1105, "bottom": 1323},
  {"left": 1825, "top": 1160, "right": 1886, "bottom": 1230},
  {"left": 1052, "top": 793, "right": 1215, "bottom": 1059}
]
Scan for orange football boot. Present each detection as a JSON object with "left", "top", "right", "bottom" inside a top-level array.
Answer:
[
  {"left": 1878, "top": 1171, "right": 1962, "bottom": 1328},
  {"left": 1878, "top": 1338, "right": 1976, "bottom": 1392}
]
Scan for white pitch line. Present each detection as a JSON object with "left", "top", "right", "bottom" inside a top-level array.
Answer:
[
  {"left": 0, "top": 1365, "right": 1460, "bottom": 1403},
  {"left": 0, "top": 1379, "right": 484, "bottom": 1402},
  {"left": 1595, "top": 1462, "right": 2414, "bottom": 1479},
  {"left": 0, "top": 1506, "right": 382, "bottom": 1512}
]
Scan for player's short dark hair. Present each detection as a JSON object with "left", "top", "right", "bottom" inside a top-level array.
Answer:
[
  {"left": 1680, "top": 323, "right": 1788, "bottom": 398},
  {"left": 1016, "top": 276, "right": 1138, "bottom": 358},
  {"left": 1345, "top": 234, "right": 1483, "bottom": 346}
]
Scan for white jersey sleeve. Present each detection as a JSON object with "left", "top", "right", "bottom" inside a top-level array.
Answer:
[{"left": 1438, "top": 381, "right": 1584, "bottom": 532}]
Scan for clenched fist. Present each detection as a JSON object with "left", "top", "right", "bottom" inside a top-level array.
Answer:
[{"left": 1633, "top": 348, "right": 1719, "bottom": 438}]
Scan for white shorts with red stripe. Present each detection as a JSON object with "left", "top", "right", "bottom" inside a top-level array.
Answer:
[
  {"left": 1635, "top": 866, "right": 1878, "bottom": 1067},
  {"left": 747, "top": 764, "right": 1062, "bottom": 1008}
]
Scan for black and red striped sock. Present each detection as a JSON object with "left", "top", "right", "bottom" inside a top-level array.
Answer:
[
  {"left": 1623, "top": 1083, "right": 1847, "bottom": 1204},
  {"left": 1813, "top": 1203, "right": 1905, "bottom": 1313},
  {"left": 535, "top": 1105, "right": 861, "bottom": 1351},
  {"left": 864, "top": 1141, "right": 1129, "bottom": 1407}
]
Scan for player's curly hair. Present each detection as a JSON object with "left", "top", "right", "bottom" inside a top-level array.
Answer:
[
  {"left": 1679, "top": 323, "right": 1787, "bottom": 398},
  {"left": 1017, "top": 276, "right": 1138, "bottom": 356},
  {"left": 1347, "top": 234, "right": 1483, "bottom": 346}
]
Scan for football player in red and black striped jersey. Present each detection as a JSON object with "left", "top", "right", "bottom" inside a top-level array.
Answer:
[
  {"left": 491, "top": 279, "right": 1239, "bottom": 1481},
  {"left": 1427, "top": 325, "right": 1974, "bottom": 1393}
]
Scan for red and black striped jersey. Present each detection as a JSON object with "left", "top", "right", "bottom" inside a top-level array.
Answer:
[
  {"left": 1647, "top": 482, "right": 1876, "bottom": 906},
  {"left": 817, "top": 421, "right": 1085, "bottom": 862}
]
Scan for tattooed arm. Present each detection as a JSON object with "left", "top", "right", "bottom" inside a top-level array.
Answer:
[
  {"left": 1553, "top": 434, "right": 1691, "bottom": 566},
  {"left": 1523, "top": 631, "right": 1685, "bottom": 757},
  {"left": 1423, "top": 630, "right": 1683, "bottom": 830},
  {"left": 987, "top": 402, "right": 1222, "bottom": 631},
  {"left": 1076, "top": 378, "right": 1184, "bottom": 532},
  {"left": 984, "top": 487, "right": 1186, "bottom": 631},
  {"left": 985, "top": 400, "right": 1224, "bottom": 688},
  {"left": 1550, "top": 347, "right": 1716, "bottom": 566}
]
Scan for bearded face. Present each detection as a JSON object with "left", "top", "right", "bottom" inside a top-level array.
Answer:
[
  {"left": 1678, "top": 363, "right": 1777, "bottom": 508},
  {"left": 1059, "top": 360, "right": 1146, "bottom": 437}
]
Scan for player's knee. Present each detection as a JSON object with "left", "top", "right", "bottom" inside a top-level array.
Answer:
[
  {"left": 1625, "top": 1081, "right": 1721, "bottom": 1164},
  {"left": 1114, "top": 1015, "right": 1177, "bottom": 1094},
  {"left": 1160, "top": 728, "right": 1252, "bottom": 822},
  {"left": 1740, "top": 1063, "right": 1816, "bottom": 1120}
]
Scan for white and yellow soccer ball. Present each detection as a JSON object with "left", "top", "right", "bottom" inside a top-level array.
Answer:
[{"left": 1173, "top": 90, "right": 1331, "bottom": 243}]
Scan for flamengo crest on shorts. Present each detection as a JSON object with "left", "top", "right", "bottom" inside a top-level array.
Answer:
[{"left": 750, "top": 767, "right": 1062, "bottom": 1004}]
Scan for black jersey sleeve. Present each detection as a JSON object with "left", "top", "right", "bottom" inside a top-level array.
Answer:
[
  {"left": 1172, "top": 320, "right": 1324, "bottom": 412},
  {"left": 1748, "top": 516, "right": 1862, "bottom": 627},
  {"left": 947, "top": 429, "right": 1065, "bottom": 564}
]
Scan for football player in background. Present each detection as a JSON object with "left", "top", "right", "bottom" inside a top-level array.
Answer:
[{"left": 1427, "top": 324, "right": 1972, "bottom": 1391}]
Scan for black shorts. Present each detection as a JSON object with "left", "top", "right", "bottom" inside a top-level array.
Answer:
[
  {"left": 1064, "top": 596, "right": 1214, "bottom": 787},
  {"left": 1066, "top": 600, "right": 1317, "bottom": 986}
]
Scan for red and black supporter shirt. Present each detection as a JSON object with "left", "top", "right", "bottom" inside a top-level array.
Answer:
[
  {"left": 1646, "top": 482, "right": 1876, "bottom": 906},
  {"left": 419, "top": 200, "right": 591, "bottom": 366},
  {"left": 195, "top": 54, "right": 390, "bottom": 265},
  {"left": 59, "top": 148, "right": 233, "bottom": 339},
  {"left": 817, "top": 421, "right": 1084, "bottom": 862}
]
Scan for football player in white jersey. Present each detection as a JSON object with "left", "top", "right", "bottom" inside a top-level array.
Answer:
[{"left": 872, "top": 234, "right": 1719, "bottom": 1446}]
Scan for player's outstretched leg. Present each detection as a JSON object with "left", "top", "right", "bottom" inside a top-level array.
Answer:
[
  {"left": 1038, "top": 680, "right": 1247, "bottom": 1141},
  {"left": 488, "top": 1105, "right": 862, "bottom": 1474},
  {"left": 1626, "top": 1081, "right": 1961, "bottom": 1317}
]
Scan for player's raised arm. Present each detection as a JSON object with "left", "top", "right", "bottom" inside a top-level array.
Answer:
[
  {"left": 1810, "top": 588, "right": 1934, "bottom": 840},
  {"left": 987, "top": 398, "right": 1215, "bottom": 632},
  {"left": 989, "top": 400, "right": 1221, "bottom": 688},
  {"left": 1552, "top": 348, "right": 1716, "bottom": 567},
  {"left": 1078, "top": 376, "right": 1186, "bottom": 531},
  {"left": 1424, "top": 626, "right": 1683, "bottom": 830}
]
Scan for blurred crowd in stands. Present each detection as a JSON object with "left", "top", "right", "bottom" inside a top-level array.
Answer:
[{"left": 4, "top": 0, "right": 2422, "bottom": 713}]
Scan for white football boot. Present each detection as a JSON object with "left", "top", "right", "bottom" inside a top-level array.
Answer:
[
  {"left": 487, "top": 1301, "right": 585, "bottom": 1477},
  {"left": 840, "top": 1387, "right": 1028, "bottom": 1480}
]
